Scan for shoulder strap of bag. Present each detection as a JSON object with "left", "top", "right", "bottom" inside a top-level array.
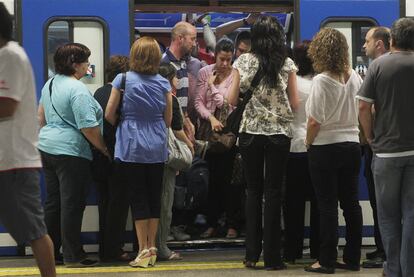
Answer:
[
  {"left": 118, "top": 73, "right": 126, "bottom": 114},
  {"left": 120, "top": 72, "right": 126, "bottom": 91},
  {"left": 48, "top": 78, "right": 90, "bottom": 143},
  {"left": 238, "top": 68, "right": 264, "bottom": 107}
]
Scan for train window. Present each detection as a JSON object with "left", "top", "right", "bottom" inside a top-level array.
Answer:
[
  {"left": 46, "top": 19, "right": 106, "bottom": 93},
  {"left": 46, "top": 21, "right": 71, "bottom": 79},
  {"left": 323, "top": 20, "right": 376, "bottom": 72},
  {"left": 134, "top": 12, "right": 293, "bottom": 56}
]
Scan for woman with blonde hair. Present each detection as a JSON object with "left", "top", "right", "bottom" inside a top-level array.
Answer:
[
  {"left": 106, "top": 37, "right": 173, "bottom": 268},
  {"left": 304, "top": 28, "right": 363, "bottom": 274}
]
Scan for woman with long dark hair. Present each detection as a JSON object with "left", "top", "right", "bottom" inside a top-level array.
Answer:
[{"left": 232, "top": 15, "right": 299, "bottom": 270}]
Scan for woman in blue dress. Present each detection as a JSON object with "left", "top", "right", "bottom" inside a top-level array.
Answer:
[{"left": 106, "top": 36, "right": 172, "bottom": 268}]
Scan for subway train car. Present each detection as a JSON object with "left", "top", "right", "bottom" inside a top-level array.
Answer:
[{"left": 0, "top": 0, "right": 412, "bottom": 256}]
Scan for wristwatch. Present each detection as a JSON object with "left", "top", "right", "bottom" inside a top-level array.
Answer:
[{"left": 243, "top": 18, "right": 249, "bottom": 26}]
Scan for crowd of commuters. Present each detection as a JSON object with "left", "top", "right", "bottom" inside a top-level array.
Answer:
[{"left": 2, "top": 2, "right": 414, "bottom": 275}]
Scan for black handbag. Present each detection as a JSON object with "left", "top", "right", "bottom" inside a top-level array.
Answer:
[{"left": 225, "top": 69, "right": 264, "bottom": 136}]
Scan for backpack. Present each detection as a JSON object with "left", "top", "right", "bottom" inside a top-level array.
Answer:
[{"left": 173, "top": 157, "right": 209, "bottom": 210}]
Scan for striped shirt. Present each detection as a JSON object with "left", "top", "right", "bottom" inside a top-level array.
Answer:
[{"left": 162, "top": 49, "right": 189, "bottom": 112}]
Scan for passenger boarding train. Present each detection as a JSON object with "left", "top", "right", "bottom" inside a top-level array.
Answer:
[{"left": 0, "top": 0, "right": 412, "bottom": 256}]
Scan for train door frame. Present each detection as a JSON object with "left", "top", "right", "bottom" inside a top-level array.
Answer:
[
  {"left": 15, "top": 0, "right": 133, "bottom": 99},
  {"left": 320, "top": 17, "right": 378, "bottom": 68}
]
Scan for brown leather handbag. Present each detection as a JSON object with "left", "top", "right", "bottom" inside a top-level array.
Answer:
[{"left": 196, "top": 101, "right": 236, "bottom": 153}]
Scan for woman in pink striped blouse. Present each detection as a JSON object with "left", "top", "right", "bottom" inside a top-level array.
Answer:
[{"left": 195, "top": 38, "right": 240, "bottom": 239}]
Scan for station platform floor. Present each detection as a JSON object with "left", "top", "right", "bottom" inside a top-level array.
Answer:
[{"left": 0, "top": 248, "right": 383, "bottom": 277}]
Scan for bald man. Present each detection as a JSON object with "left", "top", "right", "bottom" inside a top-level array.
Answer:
[
  {"left": 158, "top": 21, "right": 202, "bottom": 261},
  {"left": 361, "top": 26, "right": 390, "bottom": 269}
]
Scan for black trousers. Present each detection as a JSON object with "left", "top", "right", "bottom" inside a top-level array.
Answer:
[
  {"left": 40, "top": 151, "right": 90, "bottom": 263},
  {"left": 95, "top": 162, "right": 129, "bottom": 260},
  {"left": 239, "top": 133, "right": 290, "bottom": 267},
  {"left": 205, "top": 147, "right": 238, "bottom": 229},
  {"left": 120, "top": 162, "right": 164, "bottom": 220},
  {"left": 363, "top": 144, "right": 385, "bottom": 256},
  {"left": 308, "top": 142, "right": 362, "bottom": 268},
  {"left": 284, "top": 153, "right": 320, "bottom": 260}
]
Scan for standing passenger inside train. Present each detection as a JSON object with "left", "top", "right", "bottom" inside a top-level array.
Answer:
[
  {"left": 233, "top": 31, "right": 251, "bottom": 60},
  {"left": 304, "top": 28, "right": 363, "bottom": 274},
  {"left": 0, "top": 4, "right": 56, "bottom": 276},
  {"left": 195, "top": 38, "right": 241, "bottom": 239},
  {"left": 358, "top": 17, "right": 414, "bottom": 277},
  {"left": 283, "top": 41, "right": 319, "bottom": 263},
  {"left": 161, "top": 21, "right": 198, "bottom": 139},
  {"left": 38, "top": 43, "right": 109, "bottom": 267},
  {"left": 156, "top": 62, "right": 194, "bottom": 261},
  {"left": 162, "top": 21, "right": 200, "bottom": 240},
  {"left": 360, "top": 26, "right": 390, "bottom": 269},
  {"left": 105, "top": 37, "right": 173, "bottom": 268},
  {"left": 93, "top": 55, "right": 131, "bottom": 263},
  {"left": 232, "top": 15, "right": 299, "bottom": 270}
]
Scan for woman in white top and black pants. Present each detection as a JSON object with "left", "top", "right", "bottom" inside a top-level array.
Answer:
[
  {"left": 284, "top": 41, "right": 319, "bottom": 263},
  {"left": 304, "top": 28, "right": 363, "bottom": 274}
]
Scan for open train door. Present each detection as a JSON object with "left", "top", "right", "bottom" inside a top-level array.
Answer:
[{"left": 16, "top": 0, "right": 134, "bottom": 99}]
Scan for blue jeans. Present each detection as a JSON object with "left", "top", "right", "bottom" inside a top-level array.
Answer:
[{"left": 372, "top": 155, "right": 414, "bottom": 277}]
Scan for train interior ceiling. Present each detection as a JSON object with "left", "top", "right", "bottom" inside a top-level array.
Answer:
[
  {"left": 44, "top": 0, "right": 381, "bottom": 95},
  {"left": 133, "top": 0, "right": 294, "bottom": 49}
]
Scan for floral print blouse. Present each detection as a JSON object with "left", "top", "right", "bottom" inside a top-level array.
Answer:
[{"left": 233, "top": 53, "right": 298, "bottom": 137}]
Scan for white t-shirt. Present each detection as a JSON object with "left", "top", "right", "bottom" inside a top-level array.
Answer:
[
  {"left": 0, "top": 41, "right": 41, "bottom": 171},
  {"left": 305, "top": 70, "right": 362, "bottom": 145},
  {"left": 290, "top": 75, "right": 312, "bottom": 153}
]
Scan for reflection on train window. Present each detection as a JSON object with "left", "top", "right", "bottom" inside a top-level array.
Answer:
[
  {"left": 46, "top": 20, "right": 105, "bottom": 93},
  {"left": 47, "top": 21, "right": 71, "bottom": 79},
  {"left": 323, "top": 20, "right": 376, "bottom": 75}
]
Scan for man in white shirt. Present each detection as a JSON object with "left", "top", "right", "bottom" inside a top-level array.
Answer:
[{"left": 0, "top": 4, "right": 55, "bottom": 277}]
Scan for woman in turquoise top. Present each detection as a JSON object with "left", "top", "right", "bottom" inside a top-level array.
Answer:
[
  {"left": 38, "top": 43, "right": 109, "bottom": 267},
  {"left": 106, "top": 36, "right": 173, "bottom": 268}
]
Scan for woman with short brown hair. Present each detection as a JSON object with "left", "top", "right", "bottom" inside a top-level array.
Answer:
[{"left": 38, "top": 42, "right": 109, "bottom": 267}]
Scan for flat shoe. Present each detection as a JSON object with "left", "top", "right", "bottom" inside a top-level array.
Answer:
[
  {"left": 335, "top": 262, "right": 360, "bottom": 271},
  {"left": 304, "top": 265, "right": 335, "bottom": 274},
  {"left": 243, "top": 260, "right": 258, "bottom": 269},
  {"left": 200, "top": 228, "right": 215, "bottom": 239},
  {"left": 265, "top": 263, "right": 287, "bottom": 270},
  {"left": 362, "top": 257, "right": 384, "bottom": 268},
  {"left": 225, "top": 228, "right": 238, "bottom": 239}
]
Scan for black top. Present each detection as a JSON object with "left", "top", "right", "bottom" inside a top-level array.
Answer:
[
  {"left": 94, "top": 84, "right": 116, "bottom": 158},
  {"left": 172, "top": 95, "right": 183, "bottom": 131}
]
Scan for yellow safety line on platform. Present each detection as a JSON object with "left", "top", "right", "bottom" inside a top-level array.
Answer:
[
  {"left": 0, "top": 262, "right": 244, "bottom": 276},
  {"left": 0, "top": 261, "right": 307, "bottom": 276}
]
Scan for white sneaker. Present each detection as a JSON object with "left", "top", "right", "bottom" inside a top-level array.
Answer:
[{"left": 171, "top": 225, "right": 191, "bottom": 241}]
